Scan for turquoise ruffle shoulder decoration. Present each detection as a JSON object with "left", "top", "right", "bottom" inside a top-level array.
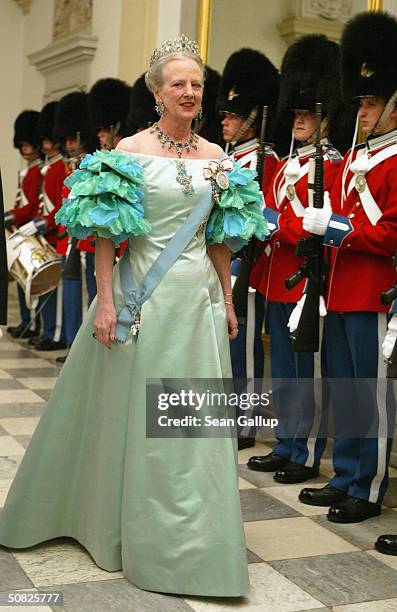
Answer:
[
  {"left": 204, "top": 159, "right": 268, "bottom": 251},
  {"left": 55, "top": 149, "right": 151, "bottom": 245}
]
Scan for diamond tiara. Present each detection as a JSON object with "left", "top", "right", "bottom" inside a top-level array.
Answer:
[{"left": 149, "top": 34, "right": 201, "bottom": 67}]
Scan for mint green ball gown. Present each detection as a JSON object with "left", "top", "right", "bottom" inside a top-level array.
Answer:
[{"left": 0, "top": 151, "right": 267, "bottom": 597}]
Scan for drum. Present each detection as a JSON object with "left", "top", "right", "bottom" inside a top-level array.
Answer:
[{"left": 6, "top": 228, "right": 62, "bottom": 307}]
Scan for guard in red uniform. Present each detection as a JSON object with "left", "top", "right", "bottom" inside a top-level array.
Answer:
[
  {"left": 299, "top": 13, "right": 397, "bottom": 523},
  {"left": 21, "top": 102, "right": 66, "bottom": 351},
  {"left": 216, "top": 49, "right": 280, "bottom": 449},
  {"left": 5, "top": 111, "right": 42, "bottom": 339},
  {"left": 248, "top": 35, "right": 351, "bottom": 481},
  {"left": 53, "top": 91, "right": 98, "bottom": 363}
]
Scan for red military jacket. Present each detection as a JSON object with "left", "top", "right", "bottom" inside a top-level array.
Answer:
[
  {"left": 11, "top": 159, "right": 42, "bottom": 226},
  {"left": 57, "top": 156, "right": 97, "bottom": 255},
  {"left": 40, "top": 154, "right": 67, "bottom": 246},
  {"left": 325, "top": 129, "right": 397, "bottom": 312},
  {"left": 228, "top": 138, "right": 279, "bottom": 290},
  {"left": 260, "top": 141, "right": 343, "bottom": 303},
  {"left": 56, "top": 161, "right": 73, "bottom": 256}
]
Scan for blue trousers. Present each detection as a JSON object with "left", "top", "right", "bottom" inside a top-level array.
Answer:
[
  {"left": 63, "top": 252, "right": 96, "bottom": 348},
  {"left": 323, "top": 312, "right": 395, "bottom": 504},
  {"left": 40, "top": 285, "right": 65, "bottom": 343},
  {"left": 267, "top": 301, "right": 327, "bottom": 467},
  {"left": 230, "top": 290, "right": 265, "bottom": 380},
  {"left": 17, "top": 284, "right": 40, "bottom": 333},
  {"left": 230, "top": 269, "right": 266, "bottom": 438}
]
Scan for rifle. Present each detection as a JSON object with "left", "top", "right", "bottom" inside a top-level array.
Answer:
[
  {"left": 381, "top": 250, "right": 397, "bottom": 378},
  {"left": 0, "top": 169, "right": 7, "bottom": 324},
  {"left": 285, "top": 102, "right": 326, "bottom": 352},
  {"left": 62, "top": 237, "right": 82, "bottom": 281},
  {"left": 232, "top": 106, "right": 268, "bottom": 325}
]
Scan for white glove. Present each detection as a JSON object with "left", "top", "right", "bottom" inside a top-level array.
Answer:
[
  {"left": 18, "top": 220, "right": 38, "bottom": 236},
  {"left": 287, "top": 295, "right": 327, "bottom": 334},
  {"left": 382, "top": 315, "right": 397, "bottom": 360},
  {"left": 303, "top": 191, "right": 332, "bottom": 236}
]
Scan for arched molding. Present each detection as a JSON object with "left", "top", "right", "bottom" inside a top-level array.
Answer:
[{"left": 28, "top": 32, "right": 97, "bottom": 99}]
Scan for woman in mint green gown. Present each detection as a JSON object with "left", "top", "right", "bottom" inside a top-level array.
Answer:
[{"left": 0, "top": 38, "right": 267, "bottom": 597}]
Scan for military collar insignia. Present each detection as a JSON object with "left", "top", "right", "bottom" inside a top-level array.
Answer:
[
  {"left": 46, "top": 153, "right": 64, "bottom": 165},
  {"left": 232, "top": 138, "right": 258, "bottom": 155},
  {"left": 295, "top": 138, "right": 329, "bottom": 159},
  {"left": 27, "top": 158, "right": 42, "bottom": 169},
  {"left": 41, "top": 153, "right": 64, "bottom": 174},
  {"left": 366, "top": 129, "right": 397, "bottom": 151}
]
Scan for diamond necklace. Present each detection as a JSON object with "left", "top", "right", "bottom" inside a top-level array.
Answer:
[{"left": 150, "top": 122, "right": 199, "bottom": 158}]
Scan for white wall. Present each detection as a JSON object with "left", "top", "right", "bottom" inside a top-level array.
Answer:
[
  {"left": 1, "top": 0, "right": 53, "bottom": 209},
  {"left": 22, "top": 0, "right": 52, "bottom": 108},
  {"left": 89, "top": 0, "right": 123, "bottom": 86},
  {"left": 0, "top": 0, "right": 25, "bottom": 210},
  {"left": 157, "top": 0, "right": 183, "bottom": 44},
  {"left": 208, "top": 0, "right": 291, "bottom": 73}
]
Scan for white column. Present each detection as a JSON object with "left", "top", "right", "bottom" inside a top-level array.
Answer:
[{"left": 157, "top": 0, "right": 183, "bottom": 45}]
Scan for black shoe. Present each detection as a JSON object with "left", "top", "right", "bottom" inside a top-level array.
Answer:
[
  {"left": 274, "top": 463, "right": 320, "bottom": 484},
  {"left": 299, "top": 483, "right": 347, "bottom": 507},
  {"left": 18, "top": 328, "right": 40, "bottom": 339},
  {"left": 7, "top": 324, "right": 23, "bottom": 338},
  {"left": 7, "top": 325, "right": 39, "bottom": 339},
  {"left": 327, "top": 496, "right": 381, "bottom": 523},
  {"left": 55, "top": 354, "right": 68, "bottom": 364},
  {"left": 375, "top": 535, "right": 397, "bottom": 556},
  {"left": 247, "top": 452, "right": 290, "bottom": 472},
  {"left": 28, "top": 335, "right": 44, "bottom": 346},
  {"left": 238, "top": 438, "right": 255, "bottom": 451},
  {"left": 34, "top": 339, "right": 67, "bottom": 351}
]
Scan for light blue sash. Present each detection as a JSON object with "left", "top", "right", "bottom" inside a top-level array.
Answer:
[{"left": 116, "top": 184, "right": 213, "bottom": 342}]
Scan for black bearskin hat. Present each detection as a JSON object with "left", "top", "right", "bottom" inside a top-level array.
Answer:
[
  {"left": 13, "top": 110, "right": 40, "bottom": 149},
  {"left": 88, "top": 78, "right": 131, "bottom": 136},
  {"left": 36, "top": 101, "right": 59, "bottom": 143},
  {"left": 54, "top": 91, "right": 97, "bottom": 151},
  {"left": 216, "top": 48, "right": 279, "bottom": 128},
  {"left": 277, "top": 34, "right": 353, "bottom": 154},
  {"left": 127, "top": 73, "right": 158, "bottom": 134},
  {"left": 341, "top": 11, "right": 397, "bottom": 102},
  {"left": 278, "top": 35, "right": 340, "bottom": 117},
  {"left": 198, "top": 65, "right": 222, "bottom": 142}
]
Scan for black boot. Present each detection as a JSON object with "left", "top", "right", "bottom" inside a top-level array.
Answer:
[
  {"left": 327, "top": 496, "right": 381, "bottom": 523},
  {"left": 247, "top": 452, "right": 290, "bottom": 472},
  {"left": 299, "top": 483, "right": 347, "bottom": 506},
  {"left": 375, "top": 535, "right": 397, "bottom": 556},
  {"left": 274, "top": 462, "right": 319, "bottom": 484}
]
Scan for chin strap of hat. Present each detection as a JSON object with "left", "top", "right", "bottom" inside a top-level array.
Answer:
[
  {"left": 106, "top": 121, "right": 122, "bottom": 149},
  {"left": 341, "top": 111, "right": 360, "bottom": 207},
  {"left": 374, "top": 89, "right": 397, "bottom": 132},
  {"left": 303, "top": 116, "right": 329, "bottom": 147},
  {"left": 230, "top": 106, "right": 258, "bottom": 148}
]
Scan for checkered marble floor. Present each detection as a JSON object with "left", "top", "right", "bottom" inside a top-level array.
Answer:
[{"left": 1, "top": 302, "right": 397, "bottom": 611}]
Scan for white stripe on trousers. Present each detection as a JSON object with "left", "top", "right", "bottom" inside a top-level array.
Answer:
[
  {"left": 52, "top": 281, "right": 63, "bottom": 343},
  {"left": 368, "top": 313, "right": 388, "bottom": 503},
  {"left": 246, "top": 290, "right": 256, "bottom": 380},
  {"left": 304, "top": 317, "right": 324, "bottom": 468}
]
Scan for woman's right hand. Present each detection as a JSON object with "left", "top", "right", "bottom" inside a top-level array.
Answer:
[{"left": 93, "top": 302, "right": 117, "bottom": 349}]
